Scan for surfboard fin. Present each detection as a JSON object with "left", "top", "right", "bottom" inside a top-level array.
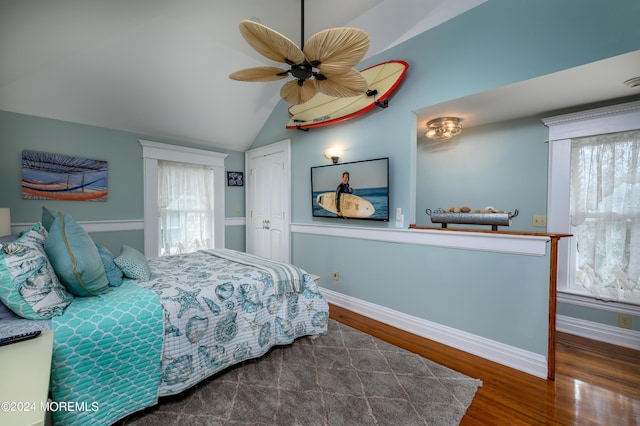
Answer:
[{"left": 375, "top": 100, "right": 389, "bottom": 109}]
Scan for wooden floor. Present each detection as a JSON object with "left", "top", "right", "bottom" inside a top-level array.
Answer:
[{"left": 329, "top": 304, "right": 640, "bottom": 426}]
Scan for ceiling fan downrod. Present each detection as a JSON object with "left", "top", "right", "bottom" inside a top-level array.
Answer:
[{"left": 301, "top": 0, "right": 305, "bottom": 49}]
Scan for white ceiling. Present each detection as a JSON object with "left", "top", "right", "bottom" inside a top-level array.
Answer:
[
  {"left": 3, "top": 1, "right": 637, "bottom": 152},
  {"left": 0, "top": 0, "right": 485, "bottom": 151}
]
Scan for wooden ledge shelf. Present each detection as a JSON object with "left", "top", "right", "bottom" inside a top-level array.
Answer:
[{"left": 408, "top": 224, "right": 572, "bottom": 239}]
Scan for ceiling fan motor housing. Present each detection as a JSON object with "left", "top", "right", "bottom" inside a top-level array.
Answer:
[{"left": 290, "top": 63, "right": 313, "bottom": 80}]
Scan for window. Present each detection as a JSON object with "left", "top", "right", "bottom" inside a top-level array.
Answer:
[
  {"left": 544, "top": 100, "right": 640, "bottom": 313},
  {"left": 570, "top": 131, "right": 640, "bottom": 304},
  {"left": 140, "top": 140, "right": 228, "bottom": 258},
  {"left": 158, "top": 160, "right": 214, "bottom": 256}
]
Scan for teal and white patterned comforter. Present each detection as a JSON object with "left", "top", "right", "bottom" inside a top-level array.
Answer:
[
  {"left": 139, "top": 249, "right": 329, "bottom": 396},
  {"left": 50, "top": 280, "right": 164, "bottom": 426},
  {"left": 47, "top": 249, "right": 328, "bottom": 425}
]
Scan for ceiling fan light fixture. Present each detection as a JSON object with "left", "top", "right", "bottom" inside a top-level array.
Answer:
[
  {"left": 290, "top": 63, "right": 313, "bottom": 80},
  {"left": 230, "top": 6, "right": 370, "bottom": 105},
  {"left": 425, "top": 117, "right": 463, "bottom": 140}
]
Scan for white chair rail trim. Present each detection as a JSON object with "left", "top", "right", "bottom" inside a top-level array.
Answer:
[
  {"left": 291, "top": 223, "right": 549, "bottom": 256},
  {"left": 12, "top": 218, "right": 244, "bottom": 235},
  {"left": 11, "top": 220, "right": 144, "bottom": 235}
]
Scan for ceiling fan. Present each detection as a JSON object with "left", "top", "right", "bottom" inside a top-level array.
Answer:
[{"left": 229, "top": 3, "right": 370, "bottom": 105}]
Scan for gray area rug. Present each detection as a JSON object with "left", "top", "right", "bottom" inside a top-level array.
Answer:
[{"left": 117, "top": 319, "right": 481, "bottom": 425}]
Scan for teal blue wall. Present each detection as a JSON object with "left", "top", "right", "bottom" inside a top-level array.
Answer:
[
  {"left": 224, "top": 224, "right": 246, "bottom": 252},
  {"left": 557, "top": 303, "right": 639, "bottom": 330},
  {"left": 223, "top": 151, "right": 246, "bottom": 220},
  {"left": 0, "top": 0, "right": 637, "bottom": 358},
  {"left": 416, "top": 116, "right": 550, "bottom": 230},
  {"left": 0, "top": 110, "right": 246, "bottom": 254},
  {"left": 89, "top": 231, "right": 144, "bottom": 257},
  {"left": 252, "top": 0, "right": 640, "bottom": 353},
  {"left": 293, "top": 233, "right": 550, "bottom": 353},
  {"left": 223, "top": 144, "right": 247, "bottom": 252}
]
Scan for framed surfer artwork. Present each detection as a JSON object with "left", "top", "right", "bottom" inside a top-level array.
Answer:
[
  {"left": 21, "top": 150, "right": 108, "bottom": 201},
  {"left": 311, "top": 157, "right": 389, "bottom": 221}
]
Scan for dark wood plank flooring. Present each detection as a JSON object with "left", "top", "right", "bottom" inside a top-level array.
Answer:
[{"left": 329, "top": 304, "right": 640, "bottom": 425}]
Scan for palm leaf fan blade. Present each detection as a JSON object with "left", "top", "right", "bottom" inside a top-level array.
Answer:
[
  {"left": 315, "top": 68, "right": 368, "bottom": 98},
  {"left": 304, "top": 28, "right": 370, "bottom": 75},
  {"left": 229, "top": 67, "right": 288, "bottom": 82},
  {"left": 239, "top": 20, "right": 304, "bottom": 64},
  {"left": 280, "top": 79, "right": 318, "bottom": 105}
]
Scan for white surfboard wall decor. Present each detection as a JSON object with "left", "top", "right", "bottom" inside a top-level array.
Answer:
[{"left": 286, "top": 60, "right": 409, "bottom": 130}]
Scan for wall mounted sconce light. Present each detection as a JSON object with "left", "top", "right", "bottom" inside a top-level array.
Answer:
[
  {"left": 324, "top": 147, "right": 344, "bottom": 164},
  {"left": 425, "top": 117, "right": 463, "bottom": 140}
]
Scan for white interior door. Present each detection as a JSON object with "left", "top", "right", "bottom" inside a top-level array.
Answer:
[{"left": 245, "top": 140, "right": 291, "bottom": 262}]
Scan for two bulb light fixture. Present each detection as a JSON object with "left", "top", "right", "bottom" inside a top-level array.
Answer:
[{"left": 424, "top": 117, "right": 463, "bottom": 140}]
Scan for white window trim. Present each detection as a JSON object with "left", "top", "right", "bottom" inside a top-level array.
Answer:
[
  {"left": 543, "top": 99, "right": 640, "bottom": 315},
  {"left": 140, "top": 140, "right": 228, "bottom": 257}
]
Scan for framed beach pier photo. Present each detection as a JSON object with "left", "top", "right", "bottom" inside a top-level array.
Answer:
[{"left": 21, "top": 150, "right": 108, "bottom": 201}]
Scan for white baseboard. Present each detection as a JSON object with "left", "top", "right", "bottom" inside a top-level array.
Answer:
[
  {"left": 557, "top": 314, "right": 640, "bottom": 350},
  {"left": 320, "top": 287, "right": 548, "bottom": 379}
]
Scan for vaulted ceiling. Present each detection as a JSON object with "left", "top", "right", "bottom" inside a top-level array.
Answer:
[{"left": 0, "top": 0, "right": 485, "bottom": 151}]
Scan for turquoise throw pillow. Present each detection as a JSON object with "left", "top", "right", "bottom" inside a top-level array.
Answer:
[
  {"left": 114, "top": 245, "right": 151, "bottom": 281},
  {"left": 0, "top": 223, "right": 73, "bottom": 319},
  {"left": 96, "top": 244, "right": 124, "bottom": 287},
  {"left": 44, "top": 211, "right": 109, "bottom": 297}
]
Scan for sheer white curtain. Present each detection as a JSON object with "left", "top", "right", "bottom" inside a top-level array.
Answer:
[
  {"left": 570, "top": 130, "right": 640, "bottom": 304},
  {"left": 158, "top": 160, "right": 214, "bottom": 256}
]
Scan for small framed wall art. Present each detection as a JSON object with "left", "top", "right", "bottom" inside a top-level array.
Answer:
[{"left": 226, "top": 171, "right": 244, "bottom": 186}]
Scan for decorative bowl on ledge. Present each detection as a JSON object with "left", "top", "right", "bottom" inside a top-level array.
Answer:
[{"left": 426, "top": 207, "right": 519, "bottom": 231}]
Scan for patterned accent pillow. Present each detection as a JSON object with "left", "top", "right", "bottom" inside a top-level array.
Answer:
[
  {"left": 0, "top": 223, "right": 73, "bottom": 319},
  {"left": 44, "top": 211, "right": 110, "bottom": 297},
  {"left": 114, "top": 245, "right": 151, "bottom": 281},
  {"left": 96, "top": 244, "right": 124, "bottom": 287}
]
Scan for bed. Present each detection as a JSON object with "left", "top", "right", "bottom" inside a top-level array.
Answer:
[{"left": 0, "top": 210, "right": 329, "bottom": 425}]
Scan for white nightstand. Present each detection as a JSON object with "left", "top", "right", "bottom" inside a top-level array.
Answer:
[{"left": 0, "top": 330, "right": 54, "bottom": 426}]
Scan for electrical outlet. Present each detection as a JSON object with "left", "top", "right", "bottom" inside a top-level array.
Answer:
[
  {"left": 333, "top": 271, "right": 339, "bottom": 281},
  {"left": 618, "top": 314, "right": 632, "bottom": 329},
  {"left": 532, "top": 215, "right": 547, "bottom": 227}
]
